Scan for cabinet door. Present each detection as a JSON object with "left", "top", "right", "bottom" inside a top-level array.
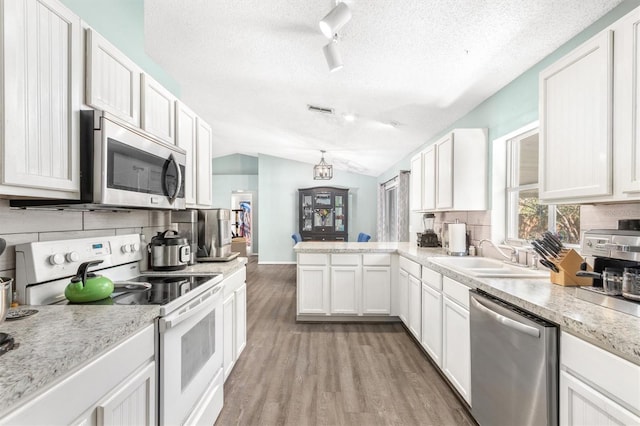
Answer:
[
  {"left": 331, "top": 266, "right": 360, "bottom": 314},
  {"left": 410, "top": 153, "right": 423, "bottom": 211},
  {"left": 2, "top": 0, "right": 80, "bottom": 196},
  {"left": 398, "top": 269, "right": 409, "bottom": 325},
  {"left": 421, "top": 283, "right": 443, "bottom": 367},
  {"left": 196, "top": 118, "right": 213, "bottom": 208},
  {"left": 362, "top": 266, "right": 391, "bottom": 314},
  {"left": 436, "top": 135, "right": 454, "bottom": 209},
  {"left": 615, "top": 9, "right": 640, "bottom": 196},
  {"left": 408, "top": 275, "right": 422, "bottom": 340},
  {"left": 141, "top": 73, "right": 176, "bottom": 144},
  {"left": 97, "top": 362, "right": 156, "bottom": 426},
  {"left": 442, "top": 296, "right": 471, "bottom": 405},
  {"left": 297, "top": 266, "right": 329, "bottom": 314},
  {"left": 235, "top": 283, "right": 247, "bottom": 357},
  {"left": 175, "top": 101, "right": 198, "bottom": 206},
  {"left": 539, "top": 30, "right": 613, "bottom": 201},
  {"left": 422, "top": 146, "right": 436, "bottom": 210},
  {"left": 223, "top": 293, "right": 236, "bottom": 380},
  {"left": 86, "top": 28, "right": 141, "bottom": 126},
  {"left": 560, "top": 370, "right": 640, "bottom": 426}
]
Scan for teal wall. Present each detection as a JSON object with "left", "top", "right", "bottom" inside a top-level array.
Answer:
[
  {"left": 258, "top": 154, "right": 378, "bottom": 263},
  {"left": 60, "top": 0, "right": 180, "bottom": 96},
  {"left": 378, "top": 0, "right": 640, "bottom": 184},
  {"left": 212, "top": 154, "right": 259, "bottom": 175}
]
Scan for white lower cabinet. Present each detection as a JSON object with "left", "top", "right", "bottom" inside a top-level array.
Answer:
[
  {"left": 560, "top": 370, "right": 640, "bottom": 425},
  {"left": 297, "top": 253, "right": 393, "bottom": 318},
  {"left": 2, "top": 325, "right": 155, "bottom": 426},
  {"left": 398, "top": 269, "right": 409, "bottom": 325},
  {"left": 222, "top": 267, "right": 248, "bottom": 381},
  {"left": 362, "top": 266, "right": 391, "bottom": 314},
  {"left": 420, "top": 266, "right": 443, "bottom": 368},
  {"left": 441, "top": 277, "right": 471, "bottom": 405},
  {"left": 407, "top": 275, "right": 422, "bottom": 340},
  {"left": 331, "top": 266, "right": 360, "bottom": 314},
  {"left": 560, "top": 331, "right": 640, "bottom": 425}
]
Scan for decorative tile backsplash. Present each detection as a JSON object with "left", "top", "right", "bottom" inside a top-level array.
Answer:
[{"left": 0, "top": 200, "right": 174, "bottom": 277}]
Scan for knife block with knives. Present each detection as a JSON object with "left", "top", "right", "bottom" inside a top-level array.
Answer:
[
  {"left": 532, "top": 232, "right": 593, "bottom": 286},
  {"left": 549, "top": 248, "right": 593, "bottom": 286}
]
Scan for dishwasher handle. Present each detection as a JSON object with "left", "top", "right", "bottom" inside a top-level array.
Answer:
[{"left": 471, "top": 296, "right": 540, "bottom": 338}]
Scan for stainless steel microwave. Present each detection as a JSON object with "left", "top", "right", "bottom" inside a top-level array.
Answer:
[{"left": 12, "top": 110, "right": 186, "bottom": 210}]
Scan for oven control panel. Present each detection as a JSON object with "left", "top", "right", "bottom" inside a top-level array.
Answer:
[{"left": 15, "top": 234, "right": 143, "bottom": 286}]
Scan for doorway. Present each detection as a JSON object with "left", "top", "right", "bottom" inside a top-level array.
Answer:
[{"left": 231, "top": 191, "right": 254, "bottom": 255}]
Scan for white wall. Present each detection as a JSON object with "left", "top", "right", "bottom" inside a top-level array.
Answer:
[{"left": 257, "top": 154, "right": 378, "bottom": 264}]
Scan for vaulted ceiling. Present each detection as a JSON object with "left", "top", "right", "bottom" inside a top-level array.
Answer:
[{"left": 144, "top": 0, "right": 623, "bottom": 176}]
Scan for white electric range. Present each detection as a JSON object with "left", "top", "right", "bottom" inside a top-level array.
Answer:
[{"left": 14, "top": 234, "right": 224, "bottom": 426}]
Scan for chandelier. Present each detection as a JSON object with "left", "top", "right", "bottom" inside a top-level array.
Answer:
[{"left": 313, "top": 150, "right": 333, "bottom": 180}]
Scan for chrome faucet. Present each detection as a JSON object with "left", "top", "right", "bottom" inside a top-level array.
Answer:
[{"left": 477, "top": 239, "right": 518, "bottom": 262}]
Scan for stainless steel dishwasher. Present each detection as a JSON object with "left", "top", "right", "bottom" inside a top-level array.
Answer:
[{"left": 470, "top": 290, "right": 558, "bottom": 426}]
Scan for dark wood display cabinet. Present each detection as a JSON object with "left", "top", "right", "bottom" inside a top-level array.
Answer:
[{"left": 298, "top": 187, "right": 349, "bottom": 241}]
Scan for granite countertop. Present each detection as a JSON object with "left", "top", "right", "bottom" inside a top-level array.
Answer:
[
  {"left": 0, "top": 305, "right": 160, "bottom": 416},
  {"left": 295, "top": 241, "right": 640, "bottom": 365}
]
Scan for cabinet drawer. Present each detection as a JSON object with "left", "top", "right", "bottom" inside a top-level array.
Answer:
[
  {"left": 561, "top": 331, "right": 640, "bottom": 413},
  {"left": 363, "top": 253, "right": 391, "bottom": 266},
  {"left": 298, "top": 253, "right": 329, "bottom": 265},
  {"left": 399, "top": 256, "right": 421, "bottom": 277},
  {"left": 331, "top": 254, "right": 361, "bottom": 266},
  {"left": 421, "top": 266, "right": 442, "bottom": 291},
  {"left": 443, "top": 277, "right": 470, "bottom": 309}
]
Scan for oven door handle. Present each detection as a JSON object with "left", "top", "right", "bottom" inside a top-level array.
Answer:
[
  {"left": 159, "top": 286, "right": 222, "bottom": 332},
  {"left": 471, "top": 296, "right": 540, "bottom": 338}
]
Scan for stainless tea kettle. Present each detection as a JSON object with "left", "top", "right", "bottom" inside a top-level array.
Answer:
[{"left": 148, "top": 230, "right": 190, "bottom": 271}]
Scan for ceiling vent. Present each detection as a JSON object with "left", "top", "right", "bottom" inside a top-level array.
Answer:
[{"left": 307, "top": 104, "right": 334, "bottom": 115}]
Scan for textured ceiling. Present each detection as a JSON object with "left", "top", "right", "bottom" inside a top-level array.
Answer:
[{"left": 144, "top": 0, "right": 623, "bottom": 177}]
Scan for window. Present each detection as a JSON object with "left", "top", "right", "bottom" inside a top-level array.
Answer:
[{"left": 506, "top": 129, "right": 580, "bottom": 245}]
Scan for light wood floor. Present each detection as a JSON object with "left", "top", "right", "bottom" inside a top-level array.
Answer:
[{"left": 216, "top": 258, "right": 476, "bottom": 426}]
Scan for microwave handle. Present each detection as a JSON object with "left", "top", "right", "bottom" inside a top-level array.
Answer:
[{"left": 166, "top": 153, "right": 182, "bottom": 204}]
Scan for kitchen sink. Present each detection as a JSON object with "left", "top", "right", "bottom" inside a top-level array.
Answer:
[{"left": 429, "top": 256, "right": 549, "bottom": 278}]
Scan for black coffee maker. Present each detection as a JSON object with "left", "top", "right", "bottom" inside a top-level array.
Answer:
[{"left": 417, "top": 213, "right": 439, "bottom": 247}]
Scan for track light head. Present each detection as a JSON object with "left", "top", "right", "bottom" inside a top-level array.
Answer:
[
  {"left": 319, "top": 2, "right": 352, "bottom": 39},
  {"left": 323, "top": 39, "right": 343, "bottom": 72}
]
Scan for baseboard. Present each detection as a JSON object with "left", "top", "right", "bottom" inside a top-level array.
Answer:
[{"left": 257, "top": 261, "right": 297, "bottom": 265}]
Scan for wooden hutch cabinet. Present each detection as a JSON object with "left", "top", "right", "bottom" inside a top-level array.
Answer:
[{"left": 298, "top": 187, "right": 349, "bottom": 241}]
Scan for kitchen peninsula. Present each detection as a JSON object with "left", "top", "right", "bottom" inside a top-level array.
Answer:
[{"left": 294, "top": 241, "right": 640, "bottom": 365}]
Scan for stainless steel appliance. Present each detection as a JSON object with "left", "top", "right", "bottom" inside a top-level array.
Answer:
[
  {"left": 14, "top": 234, "right": 224, "bottom": 425},
  {"left": 575, "top": 229, "right": 640, "bottom": 317},
  {"left": 197, "top": 209, "right": 239, "bottom": 261},
  {"left": 11, "top": 110, "right": 186, "bottom": 210},
  {"left": 171, "top": 210, "right": 198, "bottom": 265},
  {"left": 148, "top": 230, "right": 191, "bottom": 271},
  {"left": 470, "top": 290, "right": 558, "bottom": 426}
]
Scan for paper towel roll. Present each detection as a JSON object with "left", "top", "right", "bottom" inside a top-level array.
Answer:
[{"left": 449, "top": 223, "right": 467, "bottom": 254}]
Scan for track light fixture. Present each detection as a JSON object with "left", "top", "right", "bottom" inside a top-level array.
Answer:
[
  {"left": 319, "top": 2, "right": 352, "bottom": 39},
  {"left": 323, "top": 38, "right": 343, "bottom": 72}
]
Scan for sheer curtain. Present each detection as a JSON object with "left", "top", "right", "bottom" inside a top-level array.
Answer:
[{"left": 377, "top": 171, "right": 410, "bottom": 242}]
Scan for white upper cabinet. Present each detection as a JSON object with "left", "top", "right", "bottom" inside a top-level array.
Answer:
[
  {"left": 1, "top": 0, "right": 81, "bottom": 198},
  {"left": 414, "top": 129, "right": 487, "bottom": 212},
  {"left": 539, "top": 30, "right": 613, "bottom": 202},
  {"left": 175, "top": 101, "right": 198, "bottom": 206},
  {"left": 422, "top": 145, "right": 436, "bottom": 210},
  {"left": 196, "top": 118, "right": 213, "bottom": 208},
  {"left": 614, "top": 7, "right": 640, "bottom": 198},
  {"left": 86, "top": 28, "right": 141, "bottom": 126},
  {"left": 435, "top": 134, "right": 454, "bottom": 210},
  {"left": 410, "top": 153, "right": 423, "bottom": 211},
  {"left": 141, "top": 74, "right": 176, "bottom": 144}
]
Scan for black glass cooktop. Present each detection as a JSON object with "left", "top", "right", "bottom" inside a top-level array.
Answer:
[{"left": 61, "top": 275, "right": 214, "bottom": 306}]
